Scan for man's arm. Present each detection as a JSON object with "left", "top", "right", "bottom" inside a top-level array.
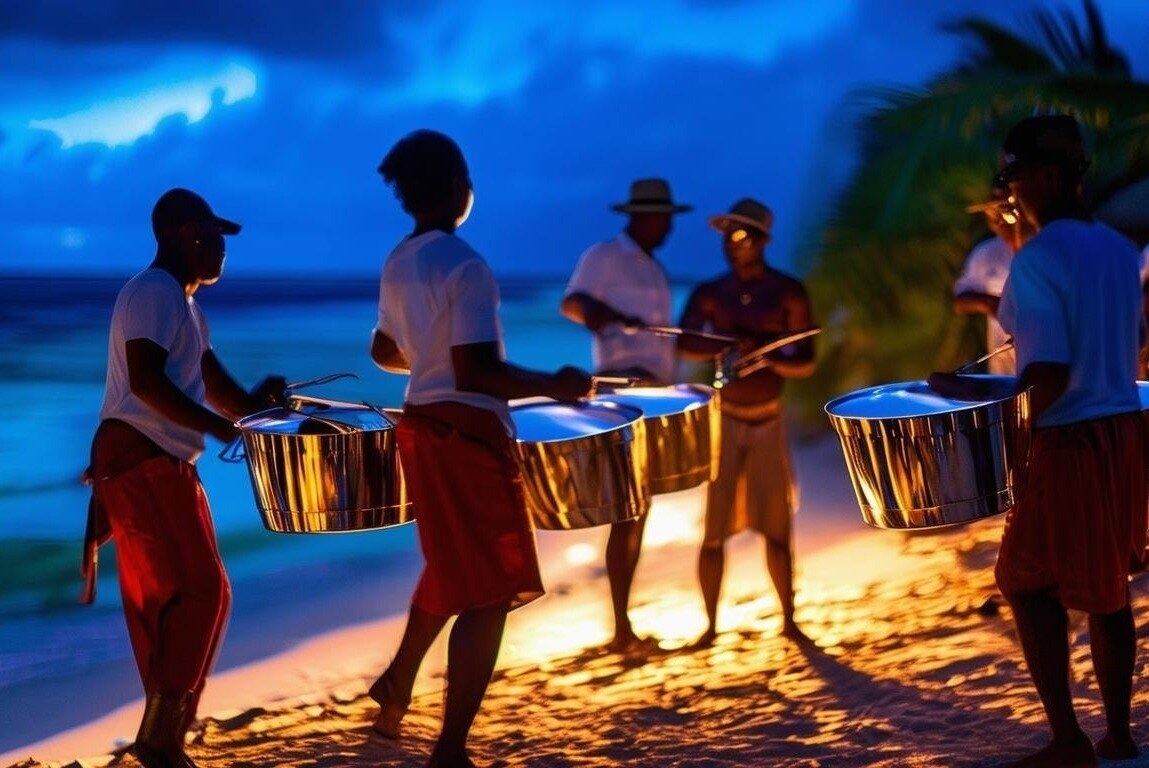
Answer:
[
  {"left": 764, "top": 287, "right": 816, "bottom": 379},
  {"left": 126, "top": 339, "right": 237, "bottom": 441},
  {"left": 452, "top": 341, "right": 590, "bottom": 402},
  {"left": 676, "top": 287, "right": 727, "bottom": 359},
  {"left": 560, "top": 292, "right": 639, "bottom": 334},
  {"left": 371, "top": 329, "right": 410, "bottom": 374},
  {"left": 201, "top": 350, "right": 285, "bottom": 419},
  {"left": 953, "top": 291, "right": 1001, "bottom": 317},
  {"left": 928, "top": 361, "right": 1064, "bottom": 414}
]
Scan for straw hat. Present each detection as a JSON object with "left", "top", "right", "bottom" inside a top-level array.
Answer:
[
  {"left": 708, "top": 198, "right": 774, "bottom": 234},
  {"left": 611, "top": 178, "right": 693, "bottom": 214}
]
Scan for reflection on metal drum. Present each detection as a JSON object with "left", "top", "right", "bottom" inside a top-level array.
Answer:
[
  {"left": 595, "top": 384, "right": 720, "bottom": 494},
  {"left": 234, "top": 399, "right": 411, "bottom": 533},
  {"left": 824, "top": 377, "right": 1031, "bottom": 529},
  {"left": 511, "top": 400, "right": 649, "bottom": 530}
]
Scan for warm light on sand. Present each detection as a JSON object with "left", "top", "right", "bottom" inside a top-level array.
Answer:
[
  {"left": 641, "top": 487, "right": 703, "bottom": 548},
  {"left": 563, "top": 542, "right": 597, "bottom": 566}
]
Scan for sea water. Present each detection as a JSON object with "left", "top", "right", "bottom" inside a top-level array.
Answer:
[{"left": 0, "top": 274, "right": 697, "bottom": 748}]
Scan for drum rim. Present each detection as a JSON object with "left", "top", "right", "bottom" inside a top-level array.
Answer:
[
  {"left": 509, "top": 400, "right": 645, "bottom": 444},
  {"left": 824, "top": 375, "right": 1019, "bottom": 421},
  {"left": 595, "top": 383, "right": 714, "bottom": 414},
  {"left": 237, "top": 402, "right": 392, "bottom": 435}
]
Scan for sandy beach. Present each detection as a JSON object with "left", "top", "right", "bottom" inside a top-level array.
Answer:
[{"left": 7, "top": 437, "right": 1149, "bottom": 768}]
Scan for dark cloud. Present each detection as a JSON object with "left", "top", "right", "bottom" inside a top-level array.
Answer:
[{"left": 0, "top": 0, "right": 400, "bottom": 59}]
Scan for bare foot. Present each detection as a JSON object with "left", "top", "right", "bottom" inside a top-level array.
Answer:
[
  {"left": 688, "top": 629, "right": 718, "bottom": 650},
  {"left": 781, "top": 619, "right": 812, "bottom": 644},
  {"left": 368, "top": 670, "right": 409, "bottom": 739},
  {"left": 1095, "top": 731, "right": 1138, "bottom": 760},
  {"left": 606, "top": 634, "right": 662, "bottom": 656},
  {"left": 1006, "top": 732, "right": 1095, "bottom": 767}
]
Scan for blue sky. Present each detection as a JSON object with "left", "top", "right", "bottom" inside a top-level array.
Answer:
[{"left": 2, "top": 0, "right": 1147, "bottom": 279}]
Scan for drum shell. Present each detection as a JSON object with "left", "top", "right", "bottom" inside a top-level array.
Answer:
[
  {"left": 597, "top": 384, "right": 720, "bottom": 494},
  {"left": 826, "top": 385, "right": 1031, "bottom": 529},
  {"left": 238, "top": 409, "right": 411, "bottom": 534},
  {"left": 515, "top": 404, "right": 650, "bottom": 530}
]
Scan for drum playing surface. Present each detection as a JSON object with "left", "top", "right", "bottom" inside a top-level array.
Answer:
[{"left": 511, "top": 400, "right": 649, "bottom": 530}]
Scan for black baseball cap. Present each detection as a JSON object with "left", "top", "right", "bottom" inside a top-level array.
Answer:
[
  {"left": 151, "top": 188, "right": 241, "bottom": 241},
  {"left": 996, "top": 115, "right": 1089, "bottom": 185}
]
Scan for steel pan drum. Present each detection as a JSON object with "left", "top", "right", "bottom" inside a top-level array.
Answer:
[
  {"left": 595, "top": 385, "right": 720, "bottom": 494},
  {"left": 825, "top": 376, "right": 1031, "bottom": 530},
  {"left": 511, "top": 400, "right": 649, "bottom": 530},
  {"left": 233, "top": 398, "right": 411, "bottom": 533}
]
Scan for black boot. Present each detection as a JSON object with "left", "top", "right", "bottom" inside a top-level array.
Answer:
[{"left": 134, "top": 692, "right": 198, "bottom": 768}]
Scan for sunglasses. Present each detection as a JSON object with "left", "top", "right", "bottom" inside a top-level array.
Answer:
[{"left": 724, "top": 228, "right": 759, "bottom": 244}]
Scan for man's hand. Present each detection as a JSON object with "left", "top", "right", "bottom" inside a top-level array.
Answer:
[
  {"left": 549, "top": 366, "right": 593, "bottom": 402},
  {"left": 250, "top": 375, "right": 288, "bottom": 410},
  {"left": 926, "top": 372, "right": 1016, "bottom": 402},
  {"left": 209, "top": 416, "right": 241, "bottom": 443}
]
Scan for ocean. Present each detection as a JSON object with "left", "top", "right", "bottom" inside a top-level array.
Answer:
[{"left": 0, "top": 274, "right": 702, "bottom": 749}]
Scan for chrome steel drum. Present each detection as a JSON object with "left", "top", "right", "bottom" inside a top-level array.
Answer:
[
  {"left": 511, "top": 400, "right": 649, "bottom": 530},
  {"left": 825, "top": 376, "right": 1031, "bottom": 529},
  {"left": 595, "top": 384, "right": 719, "bottom": 494},
  {"left": 233, "top": 398, "right": 411, "bottom": 533}
]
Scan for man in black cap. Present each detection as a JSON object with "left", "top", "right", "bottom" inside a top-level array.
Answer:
[
  {"left": 86, "top": 188, "right": 286, "bottom": 768},
  {"left": 677, "top": 198, "right": 815, "bottom": 646},
  {"left": 931, "top": 115, "right": 1148, "bottom": 766}
]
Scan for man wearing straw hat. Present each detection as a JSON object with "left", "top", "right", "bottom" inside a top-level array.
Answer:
[
  {"left": 952, "top": 184, "right": 1036, "bottom": 375},
  {"left": 677, "top": 198, "right": 815, "bottom": 646},
  {"left": 561, "top": 177, "right": 691, "bottom": 654}
]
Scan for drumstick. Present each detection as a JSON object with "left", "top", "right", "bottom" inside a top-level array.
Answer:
[
  {"left": 591, "top": 375, "right": 640, "bottom": 387},
  {"left": 952, "top": 339, "right": 1015, "bottom": 375},
  {"left": 731, "top": 327, "right": 822, "bottom": 376},
  {"left": 286, "top": 372, "right": 359, "bottom": 392},
  {"left": 642, "top": 325, "right": 739, "bottom": 344}
]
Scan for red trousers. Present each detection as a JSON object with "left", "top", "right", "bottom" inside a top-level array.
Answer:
[
  {"left": 95, "top": 455, "right": 231, "bottom": 695},
  {"left": 996, "top": 410, "right": 1149, "bottom": 614},
  {"left": 400, "top": 402, "right": 545, "bottom": 617}
]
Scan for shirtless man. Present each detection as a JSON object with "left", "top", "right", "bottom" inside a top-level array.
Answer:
[
  {"left": 677, "top": 198, "right": 815, "bottom": 645},
  {"left": 561, "top": 178, "right": 690, "bottom": 653}
]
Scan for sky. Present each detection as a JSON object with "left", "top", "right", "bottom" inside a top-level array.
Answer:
[{"left": 2, "top": 0, "right": 1148, "bottom": 280}]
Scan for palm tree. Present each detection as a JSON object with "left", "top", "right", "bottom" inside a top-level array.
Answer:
[{"left": 794, "top": 0, "right": 1149, "bottom": 425}]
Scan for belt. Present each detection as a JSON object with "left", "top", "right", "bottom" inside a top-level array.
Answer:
[{"left": 721, "top": 399, "right": 783, "bottom": 423}]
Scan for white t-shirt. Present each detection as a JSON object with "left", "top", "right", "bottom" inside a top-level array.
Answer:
[
  {"left": 564, "top": 233, "right": 676, "bottom": 382},
  {"left": 99, "top": 268, "right": 212, "bottom": 462},
  {"left": 375, "top": 230, "right": 511, "bottom": 429},
  {"left": 954, "top": 236, "right": 1015, "bottom": 375},
  {"left": 999, "top": 219, "right": 1142, "bottom": 428}
]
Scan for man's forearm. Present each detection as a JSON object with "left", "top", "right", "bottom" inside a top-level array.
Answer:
[{"left": 133, "top": 372, "right": 233, "bottom": 438}]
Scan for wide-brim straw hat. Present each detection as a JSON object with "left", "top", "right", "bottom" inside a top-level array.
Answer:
[
  {"left": 611, "top": 178, "right": 693, "bottom": 214},
  {"left": 708, "top": 198, "right": 774, "bottom": 234}
]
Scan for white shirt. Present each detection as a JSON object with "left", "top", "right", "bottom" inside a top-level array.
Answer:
[
  {"left": 99, "top": 269, "right": 212, "bottom": 462},
  {"left": 999, "top": 219, "right": 1142, "bottom": 428},
  {"left": 564, "top": 233, "right": 676, "bottom": 382},
  {"left": 954, "top": 236, "right": 1015, "bottom": 375},
  {"left": 376, "top": 230, "right": 511, "bottom": 429}
]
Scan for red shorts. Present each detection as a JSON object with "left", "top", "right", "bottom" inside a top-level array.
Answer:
[
  {"left": 995, "top": 410, "right": 1149, "bottom": 614},
  {"left": 399, "top": 402, "right": 545, "bottom": 617}
]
